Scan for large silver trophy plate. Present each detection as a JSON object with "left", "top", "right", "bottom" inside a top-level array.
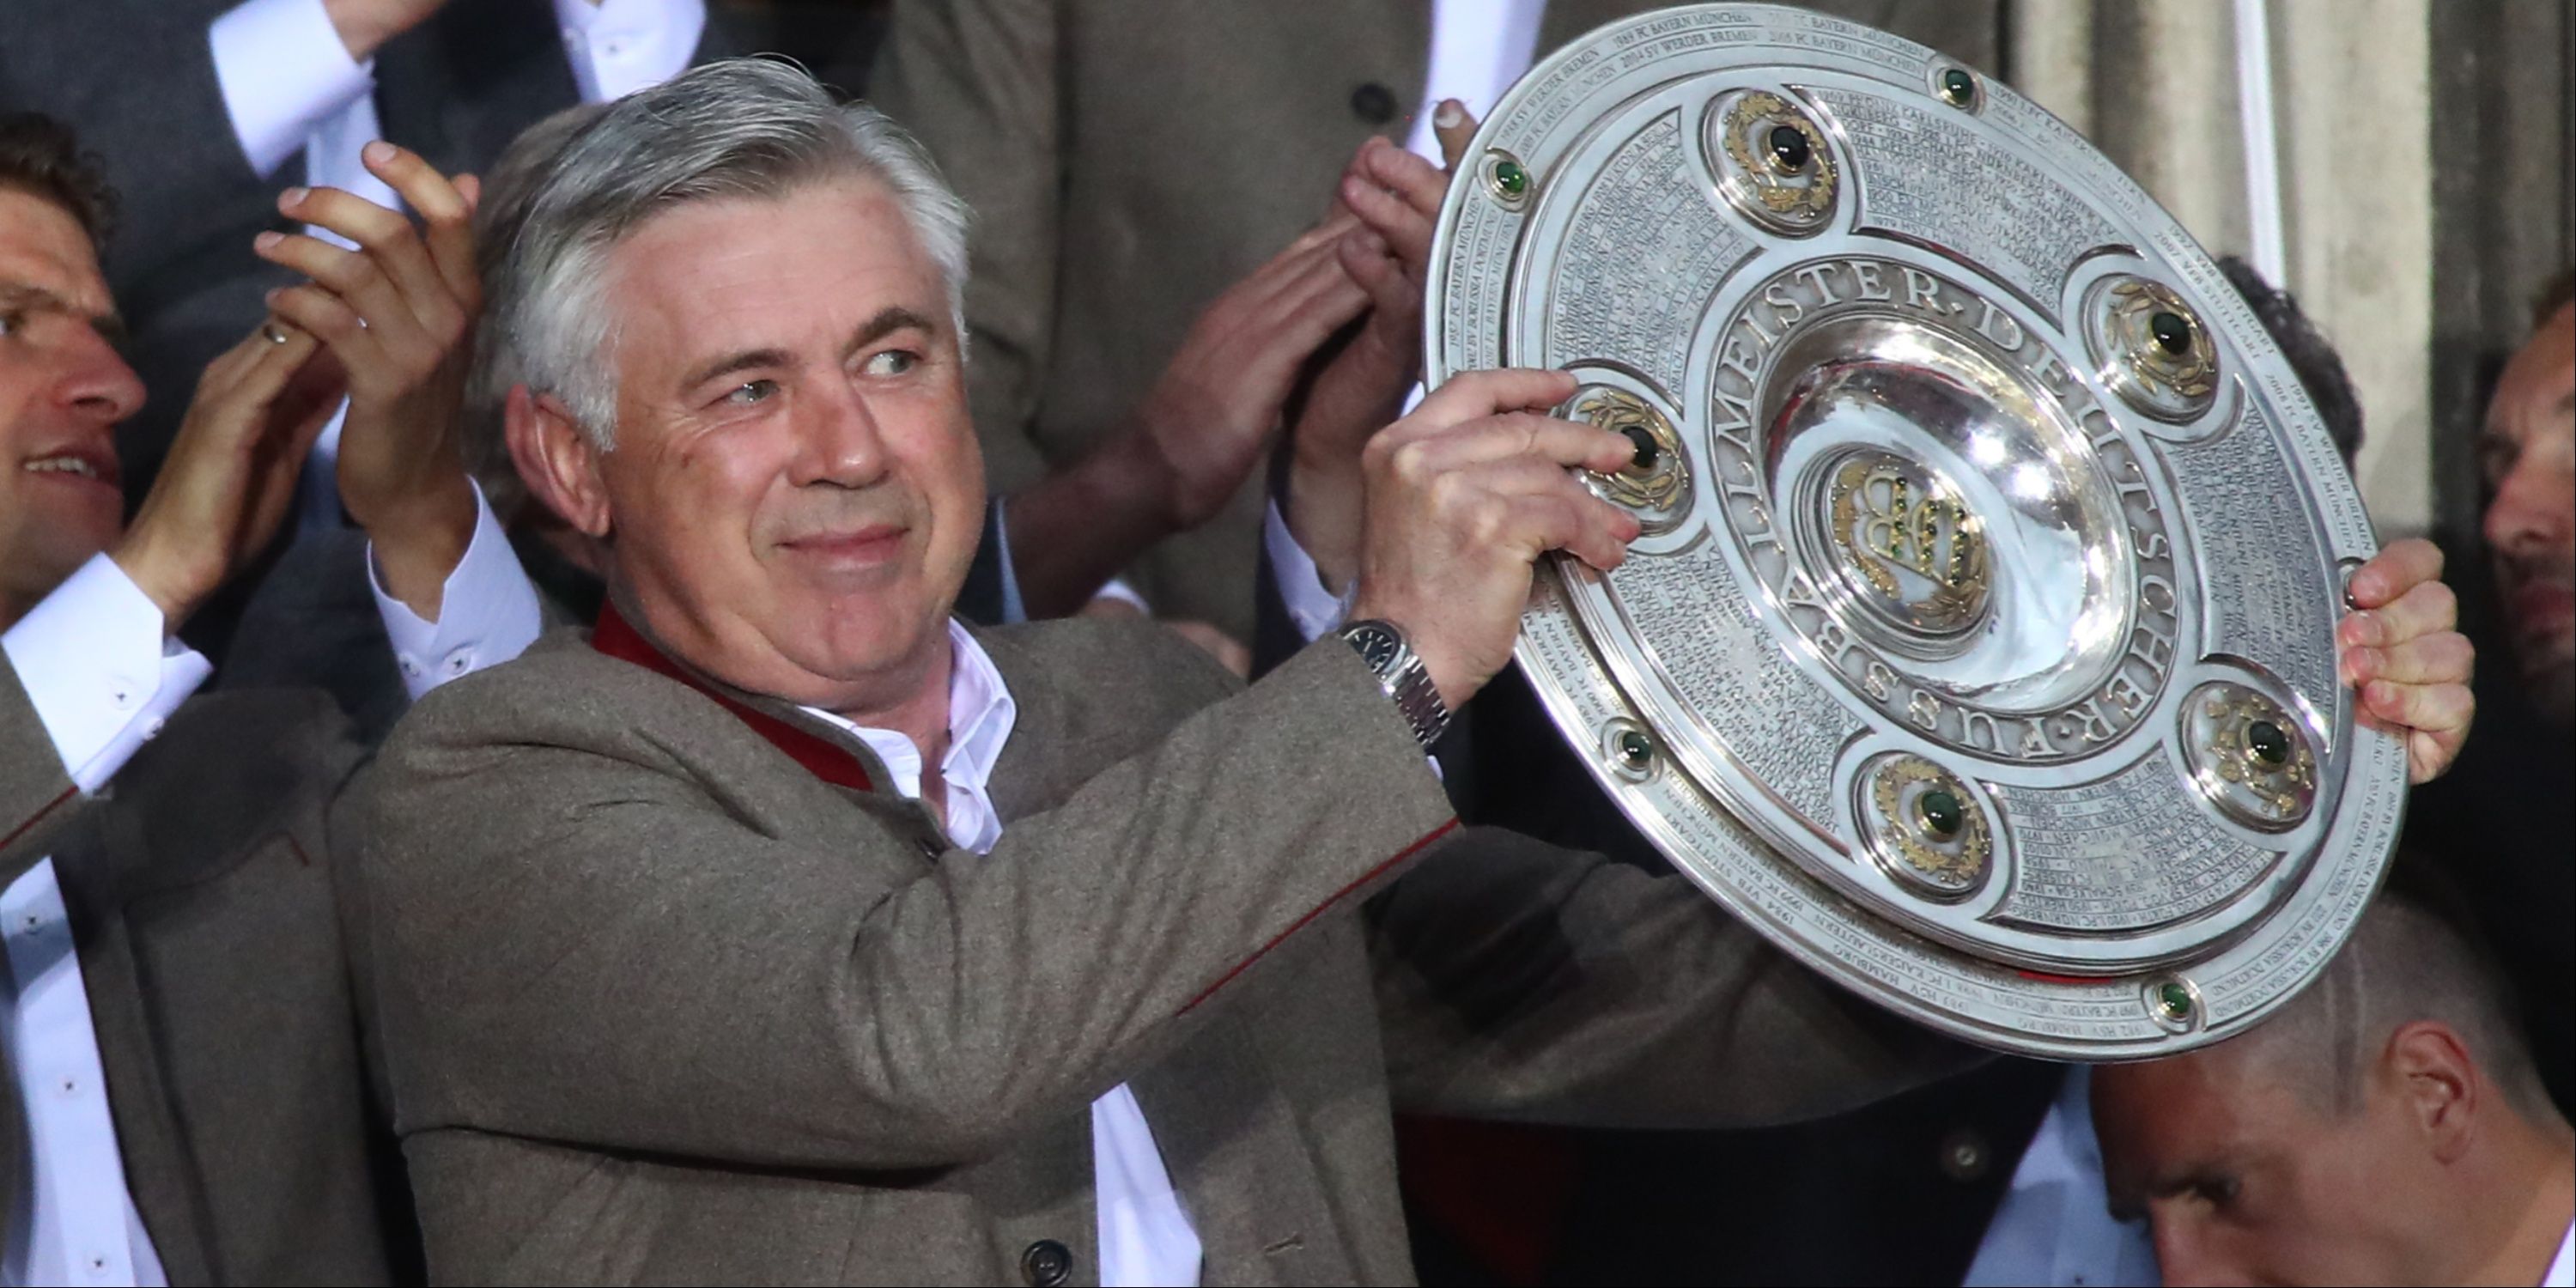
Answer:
[{"left": 1425, "top": 3, "right": 2404, "bottom": 1059}]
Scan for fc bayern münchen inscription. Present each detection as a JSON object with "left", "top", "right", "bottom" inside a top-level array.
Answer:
[
  {"left": 1547, "top": 113, "right": 1755, "bottom": 396},
  {"left": 1805, "top": 88, "right": 2122, "bottom": 314},
  {"left": 1704, "top": 257, "right": 2184, "bottom": 763},
  {"left": 1990, "top": 756, "right": 2284, "bottom": 933},
  {"left": 1601, "top": 538, "right": 1859, "bottom": 832},
  {"left": 2158, "top": 402, "right": 2339, "bottom": 714}
]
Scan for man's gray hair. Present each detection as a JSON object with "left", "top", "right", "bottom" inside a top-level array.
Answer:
[{"left": 489, "top": 58, "right": 971, "bottom": 448}]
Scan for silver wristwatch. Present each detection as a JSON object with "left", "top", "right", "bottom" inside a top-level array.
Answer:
[{"left": 1336, "top": 619, "right": 1451, "bottom": 749}]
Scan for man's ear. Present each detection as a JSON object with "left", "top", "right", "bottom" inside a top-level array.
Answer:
[
  {"left": 507, "top": 384, "right": 614, "bottom": 538},
  {"left": 2383, "top": 1020, "right": 2480, "bottom": 1164}
]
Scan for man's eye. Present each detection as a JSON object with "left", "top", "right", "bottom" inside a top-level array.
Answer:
[
  {"left": 724, "top": 379, "right": 780, "bottom": 406},
  {"left": 2194, "top": 1176, "right": 2242, "bottom": 1209},
  {"left": 0, "top": 311, "right": 21, "bottom": 339},
  {"left": 861, "top": 349, "right": 919, "bottom": 377}
]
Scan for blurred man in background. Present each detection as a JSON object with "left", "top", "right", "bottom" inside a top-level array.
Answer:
[
  {"left": 2407, "top": 271, "right": 2575, "bottom": 1117},
  {"left": 2093, "top": 896, "right": 2574, "bottom": 1287},
  {"left": 0, "top": 112, "right": 496, "bottom": 1286}
]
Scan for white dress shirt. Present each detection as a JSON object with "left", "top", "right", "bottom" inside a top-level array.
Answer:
[
  {"left": 2545, "top": 1221, "right": 2573, "bottom": 1288},
  {"left": 0, "top": 521, "right": 528, "bottom": 1287},
  {"left": 0, "top": 556, "right": 210, "bottom": 1288},
  {"left": 799, "top": 625, "right": 1203, "bottom": 1288},
  {"left": 1962, "top": 1068, "right": 2160, "bottom": 1287},
  {"left": 207, "top": 0, "right": 706, "bottom": 528}
]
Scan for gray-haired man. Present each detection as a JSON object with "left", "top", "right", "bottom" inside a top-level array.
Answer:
[{"left": 354, "top": 58, "right": 1973, "bottom": 1285}]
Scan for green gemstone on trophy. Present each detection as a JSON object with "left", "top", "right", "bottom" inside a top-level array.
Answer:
[
  {"left": 1916, "top": 788, "right": 1965, "bottom": 839},
  {"left": 1766, "top": 124, "right": 1811, "bottom": 173},
  {"left": 1940, "top": 68, "right": 1977, "bottom": 105},
  {"left": 2246, "top": 719, "right": 2291, "bottom": 766},
  {"left": 1492, "top": 159, "right": 1528, "bottom": 197},
  {"left": 1621, "top": 424, "right": 1660, "bottom": 471},
  {"left": 1618, "top": 729, "right": 1654, "bottom": 766},
  {"left": 2150, "top": 309, "right": 2193, "bottom": 355},
  {"left": 2156, "top": 981, "right": 2194, "bottom": 1020}
]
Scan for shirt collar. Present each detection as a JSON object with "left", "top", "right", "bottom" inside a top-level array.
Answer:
[{"left": 799, "top": 620, "right": 1017, "bottom": 802}]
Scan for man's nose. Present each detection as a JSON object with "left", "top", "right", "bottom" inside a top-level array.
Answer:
[
  {"left": 52, "top": 322, "right": 146, "bottom": 427},
  {"left": 2484, "top": 453, "right": 2571, "bottom": 560},
  {"left": 794, "top": 382, "right": 890, "bottom": 489}
]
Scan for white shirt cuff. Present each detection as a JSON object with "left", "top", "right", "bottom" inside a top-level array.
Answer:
[
  {"left": 1, "top": 556, "right": 213, "bottom": 793},
  {"left": 210, "top": 0, "right": 377, "bottom": 178},
  {"left": 1090, "top": 576, "right": 1151, "bottom": 616},
  {"left": 370, "top": 483, "right": 544, "bottom": 700},
  {"left": 1264, "top": 497, "right": 1354, "bottom": 643}
]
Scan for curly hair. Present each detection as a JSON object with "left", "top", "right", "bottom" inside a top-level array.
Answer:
[{"left": 0, "top": 112, "right": 118, "bottom": 255}]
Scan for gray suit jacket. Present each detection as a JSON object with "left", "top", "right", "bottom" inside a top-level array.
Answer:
[
  {"left": 0, "top": 667, "right": 408, "bottom": 1285},
  {"left": 355, "top": 614, "right": 1955, "bottom": 1285},
  {"left": 868, "top": 0, "right": 2002, "bottom": 640}
]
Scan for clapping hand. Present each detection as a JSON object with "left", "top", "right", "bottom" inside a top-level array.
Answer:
[{"left": 252, "top": 141, "right": 483, "bottom": 620}]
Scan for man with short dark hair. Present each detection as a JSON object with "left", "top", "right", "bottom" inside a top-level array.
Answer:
[
  {"left": 0, "top": 111, "right": 490, "bottom": 1285},
  {"left": 2093, "top": 896, "right": 2575, "bottom": 1287}
]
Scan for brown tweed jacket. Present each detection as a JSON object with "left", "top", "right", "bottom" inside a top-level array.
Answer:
[
  {"left": 354, "top": 615, "right": 1956, "bottom": 1285},
  {"left": 868, "top": 0, "right": 2002, "bottom": 639},
  {"left": 0, "top": 667, "right": 408, "bottom": 1285}
]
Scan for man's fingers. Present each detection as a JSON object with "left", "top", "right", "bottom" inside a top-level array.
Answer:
[
  {"left": 2341, "top": 578, "right": 2459, "bottom": 652},
  {"left": 1491, "top": 480, "right": 1637, "bottom": 572},
  {"left": 2346, "top": 537, "right": 2444, "bottom": 609},
  {"left": 2343, "top": 630, "right": 2474, "bottom": 688},
  {"left": 1433, "top": 100, "right": 1478, "bottom": 171},
  {"left": 1357, "top": 135, "right": 1451, "bottom": 216},
  {"left": 252, "top": 230, "right": 440, "bottom": 354},
  {"left": 282, "top": 183, "right": 460, "bottom": 330},
  {"left": 1338, "top": 167, "right": 1438, "bottom": 265},
  {"left": 1399, "top": 410, "right": 1637, "bottom": 476},
  {"left": 1410, "top": 368, "right": 1581, "bottom": 429},
  {"left": 2362, "top": 678, "right": 2474, "bottom": 744},
  {"left": 361, "top": 141, "right": 482, "bottom": 302},
  {"left": 266, "top": 283, "right": 392, "bottom": 378},
  {"left": 1337, "top": 232, "right": 1417, "bottom": 315}
]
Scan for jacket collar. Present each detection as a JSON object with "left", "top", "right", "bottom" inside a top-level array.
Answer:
[{"left": 590, "top": 599, "right": 878, "bottom": 793}]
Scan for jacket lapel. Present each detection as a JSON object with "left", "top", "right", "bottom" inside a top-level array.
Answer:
[
  {"left": 1127, "top": 1010, "right": 1343, "bottom": 1285},
  {"left": 52, "top": 811, "right": 216, "bottom": 1287}
]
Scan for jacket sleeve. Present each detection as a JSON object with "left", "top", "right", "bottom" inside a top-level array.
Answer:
[
  {"left": 1370, "top": 826, "right": 1979, "bottom": 1129},
  {"left": 868, "top": 0, "right": 1065, "bottom": 496},
  {"left": 0, "top": 660, "right": 84, "bottom": 884},
  {"left": 356, "top": 637, "right": 1458, "bottom": 1171}
]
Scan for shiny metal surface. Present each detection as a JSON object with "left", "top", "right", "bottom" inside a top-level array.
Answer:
[{"left": 1423, "top": 3, "right": 2404, "bottom": 1058}]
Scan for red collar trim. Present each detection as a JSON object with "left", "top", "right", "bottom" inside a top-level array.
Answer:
[{"left": 591, "top": 600, "right": 876, "bottom": 793}]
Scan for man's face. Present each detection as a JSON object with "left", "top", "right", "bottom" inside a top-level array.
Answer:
[
  {"left": 0, "top": 189, "right": 143, "bottom": 620},
  {"left": 2482, "top": 301, "right": 2576, "bottom": 725},
  {"left": 582, "top": 178, "right": 982, "bottom": 712},
  {"left": 2094, "top": 1048, "right": 2439, "bottom": 1286}
]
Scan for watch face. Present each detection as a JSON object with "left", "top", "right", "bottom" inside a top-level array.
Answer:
[{"left": 1347, "top": 624, "right": 1404, "bottom": 671}]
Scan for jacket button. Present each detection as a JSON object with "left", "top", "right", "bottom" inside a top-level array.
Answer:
[
  {"left": 1350, "top": 82, "right": 1399, "bottom": 125},
  {"left": 1938, "top": 1127, "right": 1991, "bottom": 1182},
  {"left": 1020, "top": 1239, "right": 1073, "bottom": 1287}
]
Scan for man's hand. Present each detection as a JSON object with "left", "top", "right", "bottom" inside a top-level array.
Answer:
[
  {"left": 1286, "top": 133, "right": 1458, "bottom": 592},
  {"left": 1129, "top": 215, "right": 1374, "bottom": 531},
  {"left": 2339, "top": 537, "right": 2476, "bottom": 783},
  {"left": 255, "top": 141, "right": 483, "bottom": 620},
  {"left": 321, "top": 0, "right": 449, "bottom": 62},
  {"left": 112, "top": 322, "right": 343, "bottom": 627},
  {"left": 1346, "top": 368, "right": 1640, "bottom": 709}
]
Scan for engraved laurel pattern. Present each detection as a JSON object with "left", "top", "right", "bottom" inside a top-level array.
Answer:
[
  {"left": 1545, "top": 113, "right": 1753, "bottom": 395},
  {"left": 2158, "top": 402, "right": 2341, "bottom": 715},
  {"left": 1806, "top": 88, "right": 2119, "bottom": 313}
]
